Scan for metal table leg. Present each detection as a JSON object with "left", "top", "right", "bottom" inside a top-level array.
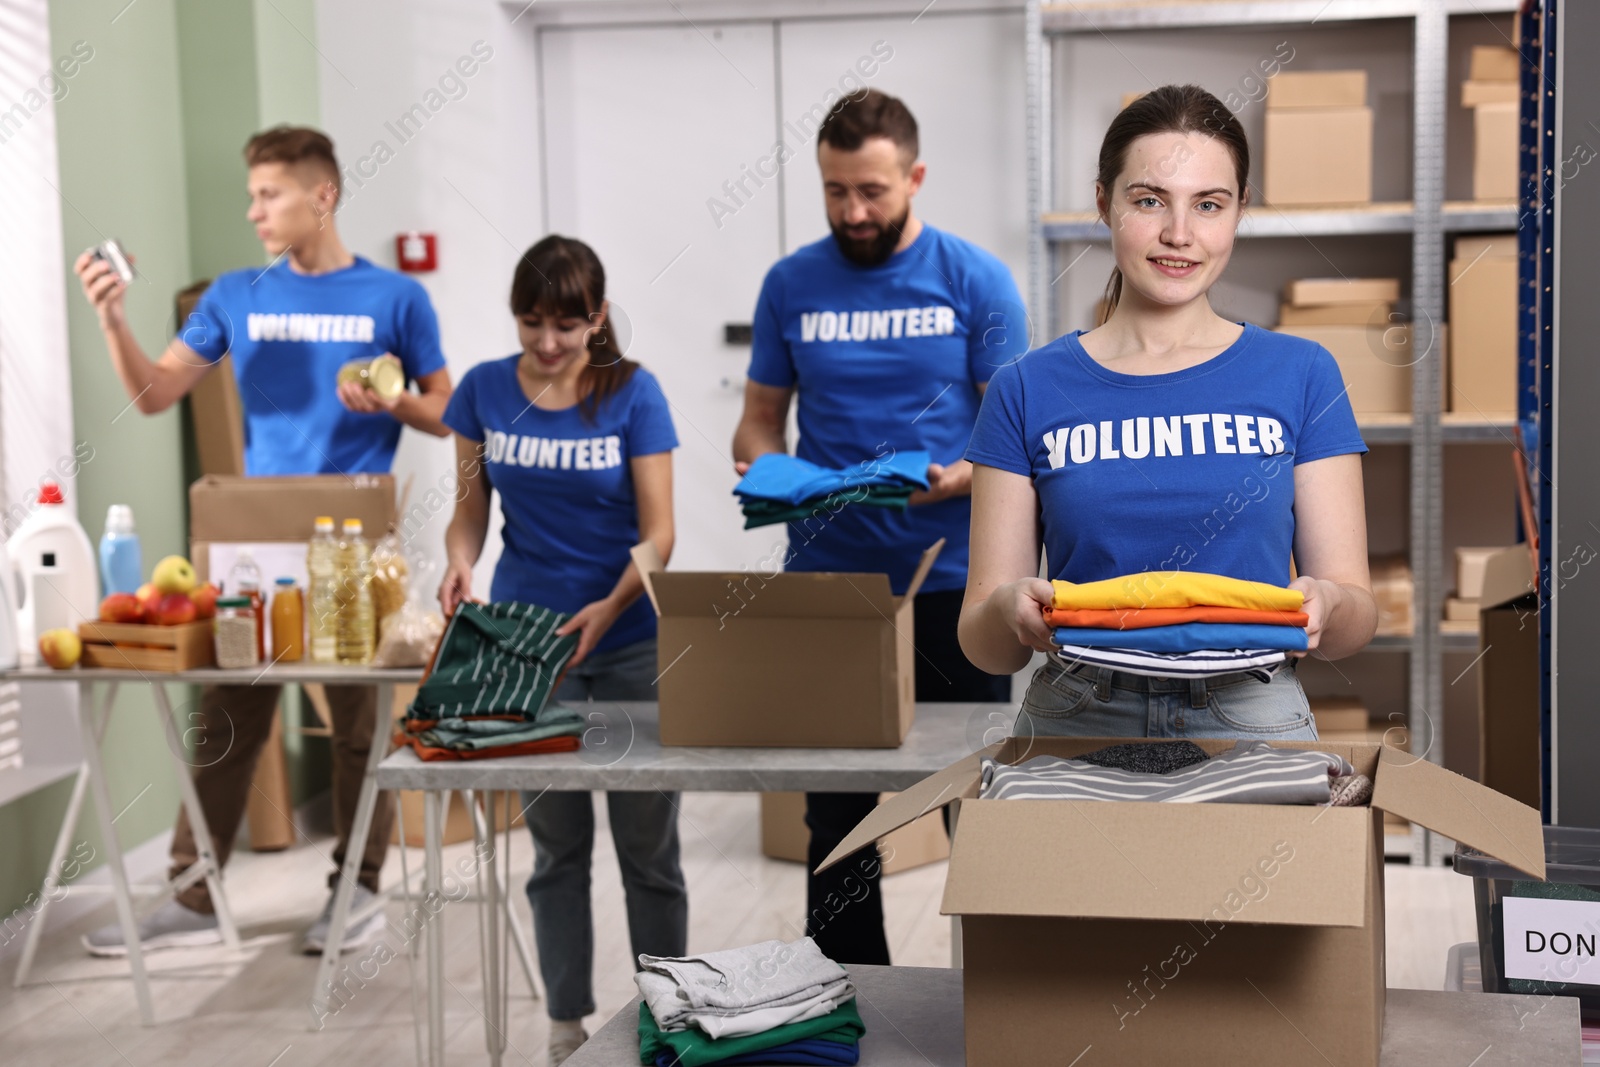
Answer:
[
  {"left": 425, "top": 789, "right": 445, "bottom": 1067},
  {"left": 148, "top": 682, "right": 240, "bottom": 952},
  {"left": 12, "top": 681, "right": 102, "bottom": 988},
  {"left": 465, "top": 790, "right": 540, "bottom": 1002},
  {"left": 309, "top": 681, "right": 394, "bottom": 1024},
  {"left": 76, "top": 683, "right": 155, "bottom": 1024}
]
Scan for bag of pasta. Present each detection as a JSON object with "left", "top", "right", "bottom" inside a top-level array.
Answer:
[
  {"left": 372, "top": 549, "right": 445, "bottom": 667},
  {"left": 370, "top": 530, "right": 410, "bottom": 623}
]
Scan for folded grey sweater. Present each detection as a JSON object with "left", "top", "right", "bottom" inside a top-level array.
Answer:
[
  {"left": 979, "top": 740, "right": 1355, "bottom": 805},
  {"left": 635, "top": 937, "right": 855, "bottom": 1039}
]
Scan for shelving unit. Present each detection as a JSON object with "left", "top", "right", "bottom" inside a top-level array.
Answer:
[{"left": 1023, "top": 0, "right": 1523, "bottom": 864}]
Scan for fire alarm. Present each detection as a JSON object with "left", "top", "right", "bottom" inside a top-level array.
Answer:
[{"left": 396, "top": 232, "right": 437, "bottom": 272}]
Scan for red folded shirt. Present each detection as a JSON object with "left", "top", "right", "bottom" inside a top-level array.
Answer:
[
  {"left": 394, "top": 731, "right": 582, "bottom": 762},
  {"left": 1043, "top": 605, "right": 1311, "bottom": 630}
]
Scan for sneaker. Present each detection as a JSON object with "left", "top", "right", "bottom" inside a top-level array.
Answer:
[
  {"left": 548, "top": 1020, "right": 588, "bottom": 1066},
  {"left": 82, "top": 899, "right": 222, "bottom": 957},
  {"left": 302, "top": 883, "right": 387, "bottom": 955}
]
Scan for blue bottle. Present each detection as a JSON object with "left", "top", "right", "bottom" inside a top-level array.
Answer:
[{"left": 99, "top": 504, "right": 142, "bottom": 596}]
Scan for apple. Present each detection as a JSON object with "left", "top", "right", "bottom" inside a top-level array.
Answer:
[
  {"left": 151, "top": 555, "right": 197, "bottom": 595},
  {"left": 190, "top": 582, "right": 220, "bottom": 620},
  {"left": 135, "top": 582, "right": 161, "bottom": 621},
  {"left": 39, "top": 628, "right": 82, "bottom": 669},
  {"left": 99, "top": 592, "right": 145, "bottom": 623},
  {"left": 151, "top": 593, "right": 196, "bottom": 626}
]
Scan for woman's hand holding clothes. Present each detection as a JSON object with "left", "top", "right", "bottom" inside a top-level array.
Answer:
[
  {"left": 992, "top": 577, "right": 1058, "bottom": 654},
  {"left": 1288, "top": 574, "right": 1344, "bottom": 657},
  {"left": 557, "top": 597, "right": 624, "bottom": 667}
]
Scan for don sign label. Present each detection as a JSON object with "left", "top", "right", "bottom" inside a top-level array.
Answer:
[{"left": 1503, "top": 896, "right": 1600, "bottom": 985}]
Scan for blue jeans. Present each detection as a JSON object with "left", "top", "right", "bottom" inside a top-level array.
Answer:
[
  {"left": 1015, "top": 657, "right": 1319, "bottom": 741},
  {"left": 522, "top": 637, "right": 687, "bottom": 1021}
]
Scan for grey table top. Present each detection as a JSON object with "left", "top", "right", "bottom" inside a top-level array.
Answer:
[
  {"left": 376, "top": 702, "right": 1010, "bottom": 792},
  {"left": 3, "top": 664, "right": 424, "bottom": 685},
  {"left": 565, "top": 965, "right": 1582, "bottom": 1066}
]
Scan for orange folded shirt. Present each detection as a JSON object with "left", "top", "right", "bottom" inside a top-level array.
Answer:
[{"left": 1043, "top": 605, "right": 1311, "bottom": 630}]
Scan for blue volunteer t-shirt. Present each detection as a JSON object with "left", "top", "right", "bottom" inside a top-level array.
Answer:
[
  {"left": 442, "top": 357, "right": 678, "bottom": 654},
  {"left": 183, "top": 256, "right": 446, "bottom": 475},
  {"left": 748, "top": 226, "right": 1028, "bottom": 594},
  {"left": 965, "top": 324, "right": 1368, "bottom": 586}
]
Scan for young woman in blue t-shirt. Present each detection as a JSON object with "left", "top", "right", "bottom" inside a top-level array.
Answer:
[
  {"left": 438, "top": 235, "right": 686, "bottom": 1064},
  {"left": 960, "top": 85, "right": 1378, "bottom": 739}
]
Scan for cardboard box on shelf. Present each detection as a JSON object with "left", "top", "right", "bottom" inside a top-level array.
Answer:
[
  {"left": 1448, "top": 238, "right": 1518, "bottom": 416},
  {"left": 1278, "top": 300, "right": 1392, "bottom": 327},
  {"left": 630, "top": 540, "right": 941, "bottom": 747},
  {"left": 1264, "top": 107, "right": 1372, "bottom": 206},
  {"left": 1469, "top": 44, "right": 1520, "bottom": 83},
  {"left": 1285, "top": 277, "right": 1402, "bottom": 306},
  {"left": 1445, "top": 597, "right": 1482, "bottom": 623},
  {"left": 1271, "top": 324, "right": 1411, "bottom": 416},
  {"left": 1473, "top": 101, "right": 1519, "bottom": 201},
  {"left": 1478, "top": 545, "right": 1540, "bottom": 810},
  {"left": 1119, "top": 90, "right": 1145, "bottom": 109},
  {"left": 760, "top": 791, "right": 947, "bottom": 875},
  {"left": 822, "top": 736, "right": 1543, "bottom": 1067},
  {"left": 1455, "top": 545, "right": 1503, "bottom": 600},
  {"left": 1266, "top": 69, "right": 1367, "bottom": 110},
  {"left": 1309, "top": 697, "right": 1369, "bottom": 735},
  {"left": 1370, "top": 554, "right": 1414, "bottom": 635},
  {"left": 1462, "top": 80, "right": 1519, "bottom": 107}
]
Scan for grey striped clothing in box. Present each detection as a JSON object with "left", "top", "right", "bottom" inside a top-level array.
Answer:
[{"left": 979, "top": 740, "right": 1354, "bottom": 805}]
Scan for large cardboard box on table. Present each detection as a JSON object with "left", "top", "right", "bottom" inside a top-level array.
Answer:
[
  {"left": 822, "top": 736, "right": 1544, "bottom": 1067},
  {"left": 631, "top": 541, "right": 941, "bottom": 747},
  {"left": 1478, "top": 544, "right": 1540, "bottom": 809},
  {"left": 1264, "top": 70, "right": 1372, "bottom": 206}
]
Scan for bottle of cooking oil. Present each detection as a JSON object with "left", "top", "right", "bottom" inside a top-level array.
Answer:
[
  {"left": 335, "top": 518, "right": 375, "bottom": 665},
  {"left": 306, "top": 516, "right": 339, "bottom": 663}
]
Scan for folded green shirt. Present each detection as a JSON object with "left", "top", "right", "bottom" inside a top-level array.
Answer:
[{"left": 637, "top": 999, "right": 865, "bottom": 1067}]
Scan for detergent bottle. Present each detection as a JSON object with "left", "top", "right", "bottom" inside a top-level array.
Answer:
[{"left": 7, "top": 482, "right": 98, "bottom": 666}]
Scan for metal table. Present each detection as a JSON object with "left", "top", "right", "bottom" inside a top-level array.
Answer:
[
  {"left": 5, "top": 663, "right": 422, "bottom": 1025},
  {"left": 375, "top": 701, "right": 1006, "bottom": 1067},
  {"left": 566, "top": 964, "right": 1582, "bottom": 1066}
]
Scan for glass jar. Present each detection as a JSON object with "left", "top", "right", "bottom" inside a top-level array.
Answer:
[
  {"left": 270, "top": 578, "right": 304, "bottom": 663},
  {"left": 214, "top": 596, "right": 260, "bottom": 669}
]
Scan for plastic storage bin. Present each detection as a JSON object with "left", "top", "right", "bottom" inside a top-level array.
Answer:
[{"left": 1456, "top": 825, "right": 1600, "bottom": 1010}]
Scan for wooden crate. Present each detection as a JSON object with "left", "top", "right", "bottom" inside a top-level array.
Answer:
[{"left": 78, "top": 620, "right": 216, "bottom": 672}]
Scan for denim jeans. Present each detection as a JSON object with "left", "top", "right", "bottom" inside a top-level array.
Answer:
[
  {"left": 522, "top": 637, "right": 688, "bottom": 1021},
  {"left": 1015, "top": 656, "right": 1319, "bottom": 741}
]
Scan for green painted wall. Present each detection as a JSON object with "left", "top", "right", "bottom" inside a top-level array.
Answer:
[{"left": 0, "top": 0, "right": 328, "bottom": 923}]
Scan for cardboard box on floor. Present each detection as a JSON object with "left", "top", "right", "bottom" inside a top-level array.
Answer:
[
  {"left": 630, "top": 540, "right": 941, "bottom": 747},
  {"left": 821, "top": 736, "right": 1544, "bottom": 1067},
  {"left": 760, "top": 791, "right": 947, "bottom": 874},
  {"left": 1478, "top": 544, "right": 1540, "bottom": 809}
]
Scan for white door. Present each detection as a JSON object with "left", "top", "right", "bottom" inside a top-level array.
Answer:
[{"left": 541, "top": 22, "right": 783, "bottom": 572}]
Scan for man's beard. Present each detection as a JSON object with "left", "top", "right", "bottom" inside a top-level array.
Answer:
[{"left": 829, "top": 207, "right": 908, "bottom": 267}]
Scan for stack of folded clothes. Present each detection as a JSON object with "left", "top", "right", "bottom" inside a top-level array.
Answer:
[
  {"left": 635, "top": 937, "right": 866, "bottom": 1066},
  {"left": 399, "top": 600, "right": 584, "bottom": 761},
  {"left": 1047, "top": 571, "right": 1311, "bottom": 679},
  {"left": 733, "top": 451, "right": 931, "bottom": 530},
  {"left": 980, "top": 739, "right": 1374, "bottom": 808}
]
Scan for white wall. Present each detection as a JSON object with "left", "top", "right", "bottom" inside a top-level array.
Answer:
[
  {"left": 315, "top": 0, "right": 1028, "bottom": 586},
  {"left": 315, "top": 0, "right": 542, "bottom": 594}
]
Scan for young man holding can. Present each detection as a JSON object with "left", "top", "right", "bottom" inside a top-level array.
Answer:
[{"left": 73, "top": 126, "right": 452, "bottom": 955}]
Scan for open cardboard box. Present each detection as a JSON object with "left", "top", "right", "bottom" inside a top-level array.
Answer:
[
  {"left": 630, "top": 540, "right": 941, "bottom": 747},
  {"left": 821, "top": 735, "right": 1544, "bottom": 1067}
]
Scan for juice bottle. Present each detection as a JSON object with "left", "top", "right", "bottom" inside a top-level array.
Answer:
[
  {"left": 270, "top": 577, "right": 304, "bottom": 663},
  {"left": 335, "top": 518, "right": 375, "bottom": 665},
  {"left": 307, "top": 516, "right": 339, "bottom": 664},
  {"left": 226, "top": 549, "right": 265, "bottom": 662}
]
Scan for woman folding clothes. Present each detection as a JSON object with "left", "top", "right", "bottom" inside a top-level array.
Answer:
[
  {"left": 959, "top": 84, "right": 1378, "bottom": 740},
  {"left": 438, "top": 235, "right": 687, "bottom": 1065}
]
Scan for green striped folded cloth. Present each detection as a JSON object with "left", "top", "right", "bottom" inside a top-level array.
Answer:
[{"left": 406, "top": 602, "right": 583, "bottom": 750}]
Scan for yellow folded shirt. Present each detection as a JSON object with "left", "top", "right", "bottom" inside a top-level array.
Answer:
[{"left": 1051, "top": 572, "right": 1304, "bottom": 612}]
